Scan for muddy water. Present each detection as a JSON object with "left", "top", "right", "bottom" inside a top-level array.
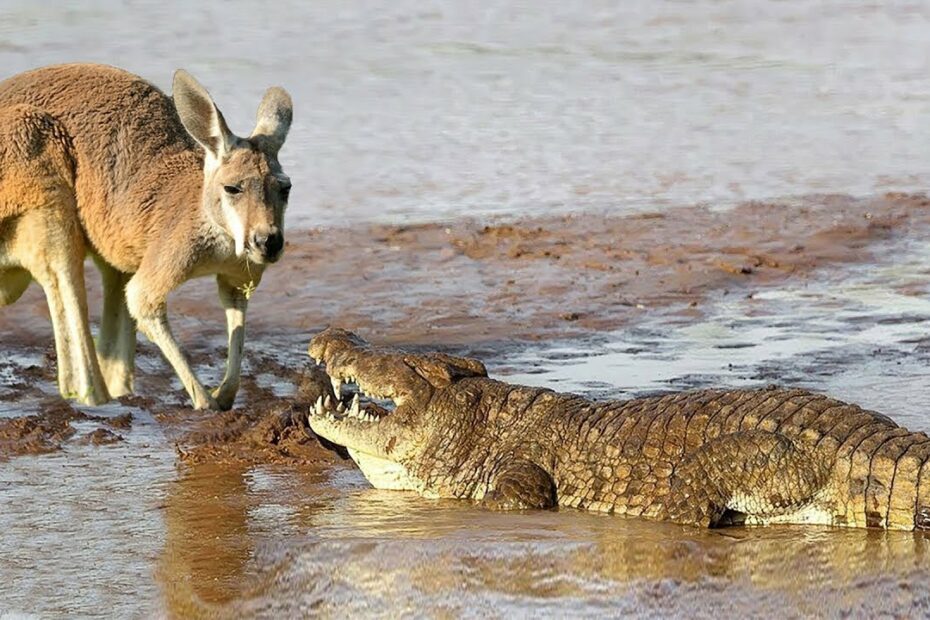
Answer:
[
  {"left": 1, "top": 1, "right": 930, "bottom": 224},
  {"left": 4, "top": 227, "right": 930, "bottom": 617}
]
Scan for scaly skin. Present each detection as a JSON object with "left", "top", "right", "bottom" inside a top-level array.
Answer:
[{"left": 307, "top": 328, "right": 930, "bottom": 529}]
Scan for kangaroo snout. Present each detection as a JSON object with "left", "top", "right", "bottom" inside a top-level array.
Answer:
[{"left": 253, "top": 228, "right": 284, "bottom": 262}]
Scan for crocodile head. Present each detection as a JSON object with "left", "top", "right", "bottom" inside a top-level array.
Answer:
[{"left": 307, "top": 328, "right": 488, "bottom": 494}]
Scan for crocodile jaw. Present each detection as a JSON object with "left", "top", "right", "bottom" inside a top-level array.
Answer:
[
  {"left": 307, "top": 370, "right": 426, "bottom": 492},
  {"left": 347, "top": 449, "right": 421, "bottom": 492}
]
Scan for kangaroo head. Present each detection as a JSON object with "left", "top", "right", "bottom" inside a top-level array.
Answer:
[{"left": 173, "top": 70, "right": 293, "bottom": 265}]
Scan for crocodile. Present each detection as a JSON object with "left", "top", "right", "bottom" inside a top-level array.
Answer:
[{"left": 307, "top": 328, "right": 930, "bottom": 530}]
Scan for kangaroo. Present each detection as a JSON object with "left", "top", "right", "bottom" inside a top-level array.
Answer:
[{"left": 0, "top": 64, "right": 293, "bottom": 410}]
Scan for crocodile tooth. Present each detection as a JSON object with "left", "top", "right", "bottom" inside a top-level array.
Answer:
[
  {"left": 314, "top": 396, "right": 324, "bottom": 416},
  {"left": 336, "top": 400, "right": 346, "bottom": 413},
  {"left": 324, "top": 395, "right": 332, "bottom": 410},
  {"left": 350, "top": 394, "right": 360, "bottom": 417},
  {"left": 331, "top": 377, "right": 341, "bottom": 398}
]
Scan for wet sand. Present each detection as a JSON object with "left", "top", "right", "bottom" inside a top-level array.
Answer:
[
  {"left": 2, "top": 194, "right": 930, "bottom": 617},
  {"left": 191, "top": 192, "right": 928, "bottom": 346}
]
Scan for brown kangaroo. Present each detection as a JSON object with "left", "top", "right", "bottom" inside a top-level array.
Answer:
[{"left": 0, "top": 64, "right": 293, "bottom": 409}]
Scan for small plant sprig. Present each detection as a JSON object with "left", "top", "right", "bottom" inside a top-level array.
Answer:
[{"left": 238, "top": 259, "right": 258, "bottom": 300}]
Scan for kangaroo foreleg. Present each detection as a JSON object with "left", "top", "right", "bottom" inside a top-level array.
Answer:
[
  {"left": 212, "top": 275, "right": 248, "bottom": 410},
  {"left": 126, "top": 271, "right": 218, "bottom": 410}
]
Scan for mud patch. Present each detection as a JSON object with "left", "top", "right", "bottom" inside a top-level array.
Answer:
[
  {"left": 173, "top": 366, "right": 338, "bottom": 466},
  {"left": 0, "top": 400, "right": 133, "bottom": 459}
]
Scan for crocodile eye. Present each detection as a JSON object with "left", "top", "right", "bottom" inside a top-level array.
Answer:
[{"left": 224, "top": 185, "right": 242, "bottom": 195}]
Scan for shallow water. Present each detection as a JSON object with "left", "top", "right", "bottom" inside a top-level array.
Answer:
[
  {"left": 502, "top": 234, "right": 930, "bottom": 431},
  {"left": 5, "top": 231, "right": 930, "bottom": 617},
  {"left": 1, "top": 1, "right": 930, "bottom": 224},
  {"left": 157, "top": 463, "right": 930, "bottom": 618}
]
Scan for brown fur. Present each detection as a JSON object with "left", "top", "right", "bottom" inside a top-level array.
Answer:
[{"left": 0, "top": 64, "right": 293, "bottom": 409}]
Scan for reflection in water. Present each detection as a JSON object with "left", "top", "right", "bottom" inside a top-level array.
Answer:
[
  {"left": 158, "top": 460, "right": 342, "bottom": 617},
  {"left": 158, "top": 462, "right": 252, "bottom": 610},
  {"left": 159, "top": 463, "right": 930, "bottom": 618}
]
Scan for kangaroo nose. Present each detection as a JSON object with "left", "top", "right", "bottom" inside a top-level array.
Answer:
[{"left": 253, "top": 229, "right": 284, "bottom": 260}]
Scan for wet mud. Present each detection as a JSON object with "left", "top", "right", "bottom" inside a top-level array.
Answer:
[
  {"left": 0, "top": 400, "right": 131, "bottom": 459},
  {"left": 238, "top": 192, "right": 930, "bottom": 345},
  {"left": 173, "top": 367, "right": 339, "bottom": 467},
  {"left": 3, "top": 194, "right": 930, "bottom": 617}
]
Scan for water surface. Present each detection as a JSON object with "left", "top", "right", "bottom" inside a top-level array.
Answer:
[{"left": 0, "top": 1, "right": 928, "bottom": 224}]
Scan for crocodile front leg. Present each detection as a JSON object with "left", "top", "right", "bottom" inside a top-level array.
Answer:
[
  {"left": 482, "top": 461, "right": 558, "bottom": 510},
  {"left": 664, "top": 430, "right": 831, "bottom": 527}
]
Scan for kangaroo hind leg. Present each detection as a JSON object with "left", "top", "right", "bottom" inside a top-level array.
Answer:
[
  {"left": 13, "top": 207, "right": 110, "bottom": 406},
  {"left": 94, "top": 257, "right": 136, "bottom": 398},
  {"left": 0, "top": 104, "right": 109, "bottom": 405}
]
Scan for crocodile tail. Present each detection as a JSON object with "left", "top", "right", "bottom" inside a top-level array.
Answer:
[{"left": 885, "top": 438, "right": 930, "bottom": 530}]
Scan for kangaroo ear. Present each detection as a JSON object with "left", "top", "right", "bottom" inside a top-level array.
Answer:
[
  {"left": 173, "top": 69, "right": 235, "bottom": 160},
  {"left": 250, "top": 86, "right": 292, "bottom": 155}
]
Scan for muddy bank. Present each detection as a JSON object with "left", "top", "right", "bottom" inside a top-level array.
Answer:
[
  {"left": 0, "top": 399, "right": 130, "bottom": 460},
  {"left": 170, "top": 366, "right": 339, "bottom": 467},
  {"left": 231, "top": 192, "right": 930, "bottom": 346},
  {"left": 2, "top": 193, "right": 927, "bottom": 352}
]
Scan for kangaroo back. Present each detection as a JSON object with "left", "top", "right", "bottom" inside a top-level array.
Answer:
[
  {"left": 0, "top": 64, "right": 201, "bottom": 270},
  {"left": 0, "top": 103, "right": 76, "bottom": 223}
]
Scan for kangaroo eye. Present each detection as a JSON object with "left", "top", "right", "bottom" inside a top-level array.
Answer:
[
  {"left": 224, "top": 185, "right": 242, "bottom": 195},
  {"left": 281, "top": 185, "right": 291, "bottom": 200}
]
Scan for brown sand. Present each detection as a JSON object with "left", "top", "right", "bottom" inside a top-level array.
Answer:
[
  {"left": 0, "top": 400, "right": 133, "bottom": 459},
  {"left": 229, "top": 192, "right": 930, "bottom": 345}
]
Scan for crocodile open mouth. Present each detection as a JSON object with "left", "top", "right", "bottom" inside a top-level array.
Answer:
[
  {"left": 306, "top": 327, "right": 487, "bottom": 459},
  {"left": 307, "top": 368, "right": 396, "bottom": 426}
]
